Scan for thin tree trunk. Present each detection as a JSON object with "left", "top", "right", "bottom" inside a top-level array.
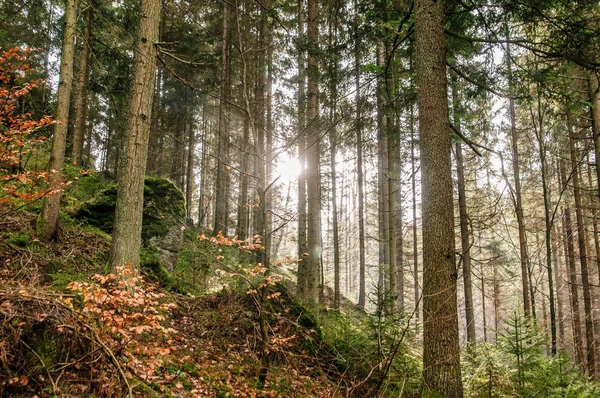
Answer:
[
  {"left": 589, "top": 73, "right": 600, "bottom": 199},
  {"left": 552, "top": 220, "right": 565, "bottom": 348},
  {"left": 72, "top": 0, "right": 92, "bottom": 165},
  {"left": 506, "top": 27, "right": 532, "bottom": 317},
  {"left": 533, "top": 96, "right": 557, "bottom": 355},
  {"left": 411, "top": 98, "right": 419, "bottom": 325},
  {"left": 568, "top": 115, "right": 596, "bottom": 376},
  {"left": 296, "top": 0, "right": 308, "bottom": 294},
  {"left": 213, "top": 0, "right": 230, "bottom": 236},
  {"left": 355, "top": 31, "right": 366, "bottom": 310},
  {"left": 415, "top": 0, "right": 463, "bottom": 394},
  {"left": 185, "top": 116, "right": 195, "bottom": 221},
  {"left": 109, "top": 0, "right": 161, "bottom": 269},
  {"left": 236, "top": 114, "right": 250, "bottom": 240},
  {"left": 560, "top": 158, "right": 585, "bottom": 367},
  {"left": 39, "top": 0, "right": 78, "bottom": 241},
  {"left": 452, "top": 80, "right": 475, "bottom": 345}
]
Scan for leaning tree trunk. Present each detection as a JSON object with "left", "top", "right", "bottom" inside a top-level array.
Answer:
[
  {"left": 109, "top": 0, "right": 161, "bottom": 269},
  {"left": 415, "top": 0, "right": 463, "bottom": 395},
  {"left": 39, "top": 0, "right": 78, "bottom": 241}
]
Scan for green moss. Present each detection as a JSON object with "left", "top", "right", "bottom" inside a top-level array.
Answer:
[
  {"left": 74, "top": 175, "right": 186, "bottom": 244},
  {"left": 7, "top": 232, "right": 30, "bottom": 247}
]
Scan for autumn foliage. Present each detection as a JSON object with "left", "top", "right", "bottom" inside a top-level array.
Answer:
[
  {"left": 68, "top": 264, "right": 178, "bottom": 383},
  {"left": 0, "top": 47, "right": 58, "bottom": 206}
]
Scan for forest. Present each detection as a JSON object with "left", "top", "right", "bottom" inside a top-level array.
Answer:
[{"left": 1, "top": 0, "right": 600, "bottom": 396}]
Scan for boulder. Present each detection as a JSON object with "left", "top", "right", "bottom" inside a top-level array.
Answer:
[{"left": 75, "top": 175, "right": 186, "bottom": 273}]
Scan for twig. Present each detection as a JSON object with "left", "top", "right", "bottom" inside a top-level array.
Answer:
[{"left": 22, "top": 340, "right": 58, "bottom": 394}]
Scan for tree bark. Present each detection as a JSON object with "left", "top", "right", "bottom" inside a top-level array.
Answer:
[
  {"left": 568, "top": 115, "right": 596, "bottom": 377},
  {"left": 560, "top": 158, "right": 585, "bottom": 368},
  {"left": 296, "top": 0, "right": 308, "bottom": 294},
  {"left": 109, "top": 0, "right": 161, "bottom": 269},
  {"left": 39, "top": 0, "right": 78, "bottom": 241},
  {"left": 452, "top": 80, "right": 475, "bottom": 346},
  {"left": 301, "top": 0, "right": 320, "bottom": 305},
  {"left": 213, "top": 0, "right": 230, "bottom": 236},
  {"left": 71, "top": 0, "right": 92, "bottom": 166},
  {"left": 415, "top": 0, "right": 463, "bottom": 395}
]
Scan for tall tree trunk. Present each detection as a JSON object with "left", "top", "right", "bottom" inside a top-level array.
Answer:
[
  {"left": 213, "top": 0, "right": 230, "bottom": 236},
  {"left": 296, "top": 0, "right": 308, "bottom": 294},
  {"left": 301, "top": 0, "right": 320, "bottom": 305},
  {"left": 355, "top": 30, "right": 366, "bottom": 310},
  {"left": 568, "top": 115, "right": 596, "bottom": 377},
  {"left": 185, "top": 115, "right": 195, "bottom": 221},
  {"left": 589, "top": 73, "right": 600, "bottom": 199},
  {"left": 71, "top": 0, "right": 92, "bottom": 166},
  {"left": 560, "top": 158, "right": 585, "bottom": 367},
  {"left": 552, "top": 220, "right": 565, "bottom": 348},
  {"left": 411, "top": 98, "right": 420, "bottom": 324},
  {"left": 452, "top": 80, "right": 475, "bottom": 346},
  {"left": 506, "top": 34, "right": 532, "bottom": 318},
  {"left": 198, "top": 101, "right": 209, "bottom": 227},
  {"left": 415, "top": 0, "right": 463, "bottom": 395},
  {"left": 109, "top": 0, "right": 161, "bottom": 269},
  {"left": 327, "top": 3, "right": 341, "bottom": 310},
  {"left": 236, "top": 114, "right": 250, "bottom": 240},
  {"left": 395, "top": 127, "right": 404, "bottom": 313},
  {"left": 533, "top": 94, "right": 557, "bottom": 355},
  {"left": 39, "top": 0, "right": 78, "bottom": 241},
  {"left": 376, "top": 42, "right": 390, "bottom": 311}
]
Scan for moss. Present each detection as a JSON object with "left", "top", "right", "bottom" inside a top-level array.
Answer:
[
  {"left": 7, "top": 232, "right": 30, "bottom": 247},
  {"left": 74, "top": 175, "right": 186, "bottom": 244},
  {"left": 131, "top": 378, "right": 162, "bottom": 398}
]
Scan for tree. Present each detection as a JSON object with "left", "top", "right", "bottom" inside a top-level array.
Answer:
[
  {"left": 71, "top": 0, "right": 93, "bottom": 166},
  {"left": 415, "top": 0, "right": 463, "bottom": 395},
  {"left": 39, "top": 0, "right": 78, "bottom": 241},
  {"left": 109, "top": 0, "right": 161, "bottom": 269},
  {"left": 302, "top": 0, "right": 321, "bottom": 305},
  {"left": 0, "top": 48, "right": 55, "bottom": 207}
]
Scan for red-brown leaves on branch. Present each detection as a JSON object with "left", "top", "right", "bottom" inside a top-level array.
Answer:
[{"left": 0, "top": 48, "right": 61, "bottom": 206}]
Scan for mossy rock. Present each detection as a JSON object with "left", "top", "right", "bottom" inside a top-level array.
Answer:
[{"left": 75, "top": 175, "right": 186, "bottom": 244}]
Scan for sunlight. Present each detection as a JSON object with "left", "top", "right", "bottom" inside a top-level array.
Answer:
[{"left": 274, "top": 154, "right": 301, "bottom": 184}]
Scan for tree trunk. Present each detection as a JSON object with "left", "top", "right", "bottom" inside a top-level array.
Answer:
[
  {"left": 296, "top": 0, "right": 308, "bottom": 294},
  {"left": 71, "top": 1, "right": 92, "bottom": 166},
  {"left": 533, "top": 96, "right": 557, "bottom": 355},
  {"left": 415, "top": 0, "right": 463, "bottom": 395},
  {"left": 39, "top": 0, "right": 78, "bottom": 241},
  {"left": 552, "top": 219, "right": 565, "bottom": 348},
  {"left": 589, "top": 73, "right": 600, "bottom": 199},
  {"left": 301, "top": 0, "right": 320, "bottom": 305},
  {"left": 213, "top": 0, "right": 230, "bottom": 236},
  {"left": 185, "top": 115, "right": 195, "bottom": 221},
  {"left": 355, "top": 30, "right": 366, "bottom": 310},
  {"left": 236, "top": 114, "right": 250, "bottom": 240},
  {"left": 568, "top": 115, "right": 596, "bottom": 377},
  {"left": 109, "top": 0, "right": 161, "bottom": 269},
  {"left": 411, "top": 98, "right": 420, "bottom": 324},
  {"left": 560, "top": 158, "right": 585, "bottom": 368},
  {"left": 506, "top": 28, "right": 532, "bottom": 317},
  {"left": 452, "top": 80, "right": 475, "bottom": 346}
]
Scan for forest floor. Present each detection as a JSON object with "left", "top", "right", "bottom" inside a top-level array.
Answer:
[{"left": 0, "top": 207, "right": 355, "bottom": 397}]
